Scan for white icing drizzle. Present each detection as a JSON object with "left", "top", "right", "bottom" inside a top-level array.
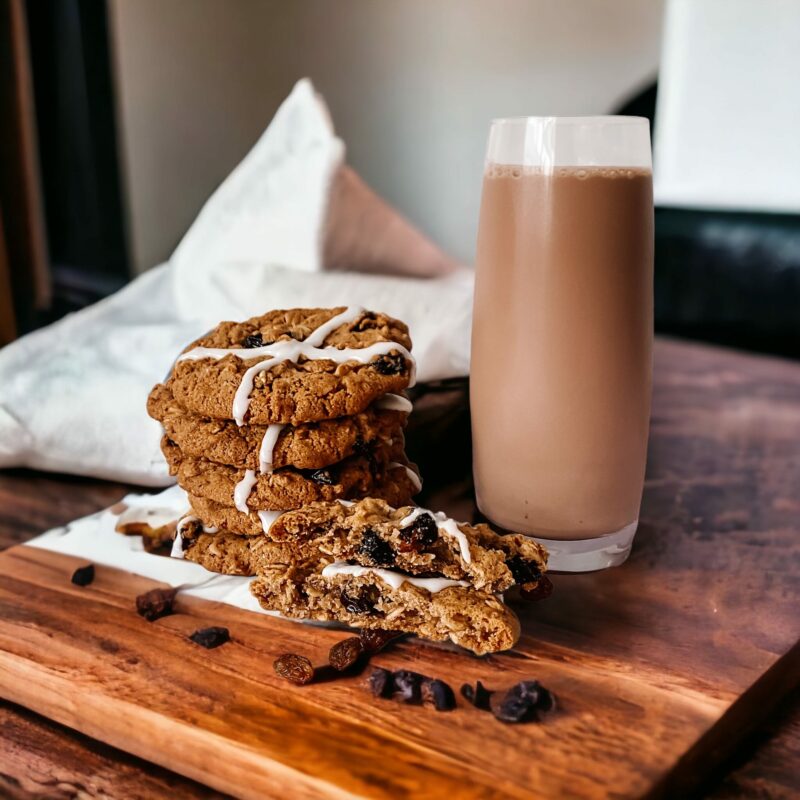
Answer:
[
  {"left": 389, "top": 462, "right": 422, "bottom": 493},
  {"left": 336, "top": 499, "right": 355, "bottom": 507},
  {"left": 258, "top": 424, "right": 285, "bottom": 473},
  {"left": 257, "top": 509, "right": 282, "bottom": 535},
  {"left": 321, "top": 561, "right": 468, "bottom": 593},
  {"left": 172, "top": 515, "right": 219, "bottom": 559},
  {"left": 302, "top": 306, "right": 365, "bottom": 347},
  {"left": 375, "top": 393, "right": 413, "bottom": 414},
  {"left": 234, "top": 469, "right": 258, "bottom": 513},
  {"left": 170, "top": 532, "right": 185, "bottom": 559},
  {"left": 399, "top": 507, "right": 472, "bottom": 564}
]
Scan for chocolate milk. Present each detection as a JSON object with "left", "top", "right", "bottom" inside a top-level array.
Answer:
[{"left": 471, "top": 166, "right": 653, "bottom": 539}]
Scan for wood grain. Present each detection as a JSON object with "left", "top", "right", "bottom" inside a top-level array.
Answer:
[{"left": 0, "top": 338, "right": 799, "bottom": 798}]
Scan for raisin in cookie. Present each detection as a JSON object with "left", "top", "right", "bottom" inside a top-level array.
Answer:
[
  {"left": 167, "top": 307, "right": 414, "bottom": 425},
  {"left": 162, "top": 437, "right": 420, "bottom": 512},
  {"left": 148, "top": 382, "right": 408, "bottom": 471}
]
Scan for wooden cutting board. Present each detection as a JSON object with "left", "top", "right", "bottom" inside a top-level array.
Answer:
[{"left": 1, "top": 342, "right": 799, "bottom": 799}]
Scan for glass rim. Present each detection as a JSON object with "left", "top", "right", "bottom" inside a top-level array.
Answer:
[{"left": 490, "top": 115, "right": 650, "bottom": 125}]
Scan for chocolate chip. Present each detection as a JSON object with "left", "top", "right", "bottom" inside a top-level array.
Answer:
[
  {"left": 520, "top": 575, "right": 553, "bottom": 601},
  {"left": 422, "top": 679, "right": 456, "bottom": 711},
  {"left": 274, "top": 653, "right": 315, "bottom": 685},
  {"left": 136, "top": 587, "right": 178, "bottom": 621},
  {"left": 309, "top": 468, "right": 334, "bottom": 485},
  {"left": 189, "top": 626, "right": 229, "bottom": 649},
  {"left": 358, "top": 530, "right": 396, "bottom": 567},
  {"left": 329, "top": 637, "right": 365, "bottom": 672},
  {"left": 242, "top": 332, "right": 264, "bottom": 348},
  {"left": 372, "top": 353, "right": 406, "bottom": 375},
  {"left": 398, "top": 512, "right": 438, "bottom": 552},
  {"left": 460, "top": 680, "right": 493, "bottom": 711},
  {"left": 369, "top": 667, "right": 393, "bottom": 698},
  {"left": 340, "top": 587, "right": 379, "bottom": 615},
  {"left": 71, "top": 564, "right": 95, "bottom": 586},
  {"left": 507, "top": 556, "right": 542, "bottom": 586},
  {"left": 392, "top": 670, "right": 424, "bottom": 704},
  {"left": 359, "top": 629, "right": 404, "bottom": 653}
]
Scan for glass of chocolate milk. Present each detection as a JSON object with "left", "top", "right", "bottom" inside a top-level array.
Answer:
[{"left": 471, "top": 117, "right": 653, "bottom": 571}]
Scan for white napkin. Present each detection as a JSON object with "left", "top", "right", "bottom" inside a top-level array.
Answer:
[{"left": 0, "top": 79, "right": 473, "bottom": 485}]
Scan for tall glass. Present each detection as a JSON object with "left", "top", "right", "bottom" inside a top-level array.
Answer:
[{"left": 470, "top": 117, "right": 653, "bottom": 571}]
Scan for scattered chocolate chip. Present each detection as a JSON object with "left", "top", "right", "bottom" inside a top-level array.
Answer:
[
  {"left": 359, "top": 629, "right": 404, "bottom": 653},
  {"left": 460, "top": 680, "right": 493, "bottom": 711},
  {"left": 507, "top": 556, "right": 542, "bottom": 586},
  {"left": 422, "top": 679, "right": 456, "bottom": 711},
  {"left": 392, "top": 670, "right": 425, "bottom": 704},
  {"left": 397, "top": 512, "right": 439, "bottom": 553},
  {"left": 309, "top": 468, "right": 334, "bottom": 485},
  {"left": 189, "top": 626, "right": 229, "bottom": 649},
  {"left": 520, "top": 575, "right": 554, "bottom": 602},
  {"left": 273, "top": 653, "right": 315, "bottom": 685},
  {"left": 136, "top": 587, "right": 178, "bottom": 621},
  {"left": 340, "top": 587, "right": 379, "bottom": 615},
  {"left": 329, "top": 637, "right": 365, "bottom": 672},
  {"left": 369, "top": 667, "right": 393, "bottom": 698},
  {"left": 372, "top": 353, "right": 406, "bottom": 375},
  {"left": 242, "top": 332, "right": 264, "bottom": 348},
  {"left": 358, "top": 530, "right": 396, "bottom": 567},
  {"left": 71, "top": 564, "right": 95, "bottom": 586}
]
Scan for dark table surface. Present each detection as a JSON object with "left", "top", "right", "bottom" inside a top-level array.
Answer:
[{"left": 0, "top": 337, "right": 798, "bottom": 799}]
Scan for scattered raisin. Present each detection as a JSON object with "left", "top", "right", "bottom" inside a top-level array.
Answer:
[
  {"left": 189, "top": 626, "right": 229, "bottom": 649},
  {"left": 340, "top": 587, "right": 379, "bottom": 615},
  {"left": 422, "top": 679, "right": 456, "bottom": 711},
  {"left": 136, "top": 587, "right": 178, "bottom": 621},
  {"left": 507, "top": 556, "right": 542, "bottom": 586},
  {"left": 372, "top": 353, "right": 405, "bottom": 375},
  {"left": 358, "top": 530, "right": 396, "bottom": 567},
  {"left": 520, "top": 575, "right": 553, "bottom": 601},
  {"left": 71, "top": 564, "right": 95, "bottom": 586},
  {"left": 329, "top": 637, "right": 365, "bottom": 672},
  {"left": 397, "top": 512, "right": 438, "bottom": 552},
  {"left": 359, "top": 629, "right": 404, "bottom": 653},
  {"left": 242, "top": 332, "right": 264, "bottom": 348},
  {"left": 309, "top": 468, "right": 334, "bottom": 485},
  {"left": 274, "top": 653, "right": 315, "bottom": 685},
  {"left": 460, "top": 680, "right": 493, "bottom": 711},
  {"left": 392, "top": 670, "right": 424, "bottom": 704},
  {"left": 506, "top": 680, "right": 556, "bottom": 713},
  {"left": 491, "top": 690, "right": 535, "bottom": 724},
  {"left": 369, "top": 667, "right": 393, "bottom": 698}
]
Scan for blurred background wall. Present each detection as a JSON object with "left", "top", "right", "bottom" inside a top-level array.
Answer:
[{"left": 107, "top": 0, "right": 664, "bottom": 273}]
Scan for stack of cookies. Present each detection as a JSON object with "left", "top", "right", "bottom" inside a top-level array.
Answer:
[
  {"left": 148, "top": 307, "right": 422, "bottom": 535},
  {"left": 148, "top": 307, "right": 549, "bottom": 655}
]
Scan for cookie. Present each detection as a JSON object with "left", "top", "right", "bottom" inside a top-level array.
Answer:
[
  {"left": 148, "top": 382, "right": 409, "bottom": 471},
  {"left": 162, "top": 437, "right": 421, "bottom": 512},
  {"left": 167, "top": 307, "right": 415, "bottom": 425},
  {"left": 179, "top": 498, "right": 548, "bottom": 594},
  {"left": 185, "top": 473, "right": 419, "bottom": 534},
  {"left": 250, "top": 563, "right": 520, "bottom": 655}
]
